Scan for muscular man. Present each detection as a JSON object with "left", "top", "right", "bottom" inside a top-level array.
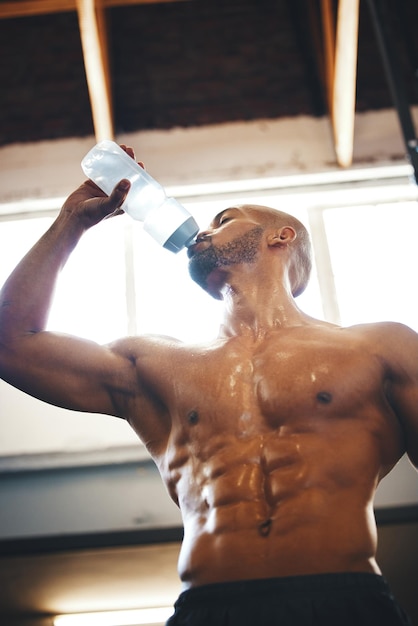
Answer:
[{"left": 0, "top": 149, "right": 417, "bottom": 625}]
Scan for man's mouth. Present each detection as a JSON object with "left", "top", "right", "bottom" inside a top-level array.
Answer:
[
  {"left": 187, "top": 240, "right": 209, "bottom": 258},
  {"left": 187, "top": 245, "right": 196, "bottom": 259}
]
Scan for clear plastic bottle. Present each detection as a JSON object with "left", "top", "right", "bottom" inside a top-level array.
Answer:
[{"left": 81, "top": 140, "right": 199, "bottom": 252}]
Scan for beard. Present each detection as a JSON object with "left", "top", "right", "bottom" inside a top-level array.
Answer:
[{"left": 188, "top": 226, "right": 264, "bottom": 297}]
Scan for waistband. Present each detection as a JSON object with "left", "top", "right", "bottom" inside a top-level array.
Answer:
[{"left": 175, "top": 573, "right": 390, "bottom": 608}]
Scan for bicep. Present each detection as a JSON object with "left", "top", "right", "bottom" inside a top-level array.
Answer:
[
  {"left": 383, "top": 324, "right": 418, "bottom": 468},
  {"left": 388, "top": 379, "right": 418, "bottom": 468},
  {"left": 1, "top": 330, "right": 138, "bottom": 417}
]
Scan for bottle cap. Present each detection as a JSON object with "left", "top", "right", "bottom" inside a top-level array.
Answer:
[{"left": 143, "top": 198, "right": 199, "bottom": 253}]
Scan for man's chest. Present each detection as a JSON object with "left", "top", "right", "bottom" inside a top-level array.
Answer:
[{"left": 161, "top": 332, "right": 387, "bottom": 432}]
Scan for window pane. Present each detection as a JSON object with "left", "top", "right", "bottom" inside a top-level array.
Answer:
[
  {"left": 132, "top": 217, "right": 223, "bottom": 343},
  {"left": 0, "top": 214, "right": 129, "bottom": 344},
  {"left": 324, "top": 201, "right": 418, "bottom": 331},
  {"left": 48, "top": 216, "right": 129, "bottom": 343},
  {"left": 0, "top": 216, "right": 54, "bottom": 285}
]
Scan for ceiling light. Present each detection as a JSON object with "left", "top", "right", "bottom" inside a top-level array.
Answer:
[{"left": 53, "top": 606, "right": 173, "bottom": 626}]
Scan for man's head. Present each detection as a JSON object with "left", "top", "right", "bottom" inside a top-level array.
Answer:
[{"left": 188, "top": 204, "right": 312, "bottom": 300}]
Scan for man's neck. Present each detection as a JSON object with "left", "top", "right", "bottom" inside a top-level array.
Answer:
[{"left": 218, "top": 279, "right": 310, "bottom": 339}]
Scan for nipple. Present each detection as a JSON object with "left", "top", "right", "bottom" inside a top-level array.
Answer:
[
  {"left": 317, "top": 391, "right": 332, "bottom": 404},
  {"left": 187, "top": 410, "right": 199, "bottom": 425}
]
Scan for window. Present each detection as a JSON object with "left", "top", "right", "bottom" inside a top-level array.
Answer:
[
  {"left": 0, "top": 166, "right": 417, "bottom": 460},
  {"left": 324, "top": 201, "right": 418, "bottom": 331},
  {"left": 1, "top": 178, "right": 417, "bottom": 341}
]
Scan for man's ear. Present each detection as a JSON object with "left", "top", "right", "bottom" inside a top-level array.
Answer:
[{"left": 267, "top": 226, "right": 297, "bottom": 248}]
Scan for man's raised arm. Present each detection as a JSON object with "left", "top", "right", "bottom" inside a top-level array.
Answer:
[{"left": 0, "top": 177, "right": 135, "bottom": 415}]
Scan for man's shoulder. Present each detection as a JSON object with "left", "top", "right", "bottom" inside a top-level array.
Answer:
[
  {"left": 106, "top": 334, "right": 177, "bottom": 371},
  {"left": 344, "top": 320, "right": 418, "bottom": 342},
  {"left": 343, "top": 321, "right": 418, "bottom": 369},
  {"left": 294, "top": 318, "right": 416, "bottom": 343},
  {"left": 107, "top": 332, "right": 223, "bottom": 365}
]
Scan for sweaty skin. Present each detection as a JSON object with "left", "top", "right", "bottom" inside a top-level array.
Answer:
[
  {"left": 132, "top": 323, "right": 408, "bottom": 587},
  {"left": 0, "top": 168, "right": 417, "bottom": 591}
]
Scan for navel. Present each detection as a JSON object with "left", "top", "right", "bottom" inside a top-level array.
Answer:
[
  {"left": 316, "top": 391, "right": 332, "bottom": 404},
  {"left": 187, "top": 410, "right": 199, "bottom": 425},
  {"left": 258, "top": 518, "right": 272, "bottom": 537}
]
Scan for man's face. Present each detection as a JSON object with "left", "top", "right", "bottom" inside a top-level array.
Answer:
[{"left": 188, "top": 223, "right": 264, "bottom": 299}]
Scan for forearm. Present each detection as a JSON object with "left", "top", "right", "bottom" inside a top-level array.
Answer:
[
  {"left": 0, "top": 211, "right": 85, "bottom": 342},
  {"left": 0, "top": 178, "right": 129, "bottom": 348}
]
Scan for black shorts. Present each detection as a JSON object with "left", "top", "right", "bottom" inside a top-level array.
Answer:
[{"left": 166, "top": 572, "right": 411, "bottom": 625}]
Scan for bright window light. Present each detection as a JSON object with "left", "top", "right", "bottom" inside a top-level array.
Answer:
[
  {"left": 47, "top": 215, "right": 129, "bottom": 343},
  {"left": 324, "top": 200, "right": 418, "bottom": 331},
  {"left": 53, "top": 606, "right": 173, "bottom": 626},
  {"left": 0, "top": 216, "right": 55, "bottom": 285},
  {"left": 1, "top": 173, "right": 416, "bottom": 345},
  {"left": 0, "top": 214, "right": 129, "bottom": 345}
]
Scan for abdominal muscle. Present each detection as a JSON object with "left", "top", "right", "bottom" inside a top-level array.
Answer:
[
  {"left": 172, "top": 428, "right": 382, "bottom": 588},
  {"left": 150, "top": 328, "right": 405, "bottom": 588}
]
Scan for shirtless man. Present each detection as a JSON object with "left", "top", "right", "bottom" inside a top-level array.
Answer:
[{"left": 0, "top": 148, "right": 417, "bottom": 625}]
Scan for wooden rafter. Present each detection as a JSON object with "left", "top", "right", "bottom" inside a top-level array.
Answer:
[
  {"left": 331, "top": 0, "right": 360, "bottom": 167},
  {"left": 320, "top": 0, "right": 336, "bottom": 117},
  {"left": 76, "top": 0, "right": 113, "bottom": 140},
  {"left": 320, "top": 0, "right": 361, "bottom": 167},
  {"left": 0, "top": 0, "right": 186, "bottom": 19}
]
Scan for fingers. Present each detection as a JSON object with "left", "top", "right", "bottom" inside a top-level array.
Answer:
[
  {"left": 120, "top": 144, "right": 135, "bottom": 160},
  {"left": 120, "top": 144, "right": 145, "bottom": 170},
  {"left": 62, "top": 167, "right": 133, "bottom": 229},
  {"left": 114, "top": 178, "right": 131, "bottom": 198},
  {"left": 106, "top": 179, "right": 131, "bottom": 214},
  {"left": 79, "top": 178, "right": 131, "bottom": 224}
]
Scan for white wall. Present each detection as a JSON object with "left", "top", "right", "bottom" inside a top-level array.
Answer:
[{"left": 0, "top": 107, "right": 416, "bottom": 207}]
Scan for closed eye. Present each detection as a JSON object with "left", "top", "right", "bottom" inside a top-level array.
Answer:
[{"left": 212, "top": 207, "right": 241, "bottom": 227}]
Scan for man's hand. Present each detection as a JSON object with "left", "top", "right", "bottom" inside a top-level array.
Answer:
[
  {"left": 61, "top": 178, "right": 131, "bottom": 230},
  {"left": 60, "top": 144, "right": 143, "bottom": 230}
]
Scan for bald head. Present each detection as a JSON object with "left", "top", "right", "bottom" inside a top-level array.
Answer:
[{"left": 238, "top": 205, "right": 312, "bottom": 297}]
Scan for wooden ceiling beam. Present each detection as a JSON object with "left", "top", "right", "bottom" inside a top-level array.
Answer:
[
  {"left": 331, "top": 0, "right": 360, "bottom": 167},
  {"left": 76, "top": 0, "right": 113, "bottom": 141},
  {"left": 320, "top": 0, "right": 335, "bottom": 117},
  {"left": 0, "top": 0, "right": 75, "bottom": 17},
  {"left": 0, "top": 0, "right": 187, "bottom": 20},
  {"left": 95, "top": 0, "right": 114, "bottom": 130}
]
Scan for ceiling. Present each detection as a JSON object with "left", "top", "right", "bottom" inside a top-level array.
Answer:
[
  {"left": 0, "top": 0, "right": 417, "bottom": 169},
  {"left": 0, "top": 1, "right": 418, "bottom": 625}
]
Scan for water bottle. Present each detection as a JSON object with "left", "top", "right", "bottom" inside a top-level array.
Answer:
[{"left": 81, "top": 140, "right": 199, "bottom": 252}]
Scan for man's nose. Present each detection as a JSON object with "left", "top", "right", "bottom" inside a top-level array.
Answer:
[{"left": 196, "top": 230, "right": 211, "bottom": 243}]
